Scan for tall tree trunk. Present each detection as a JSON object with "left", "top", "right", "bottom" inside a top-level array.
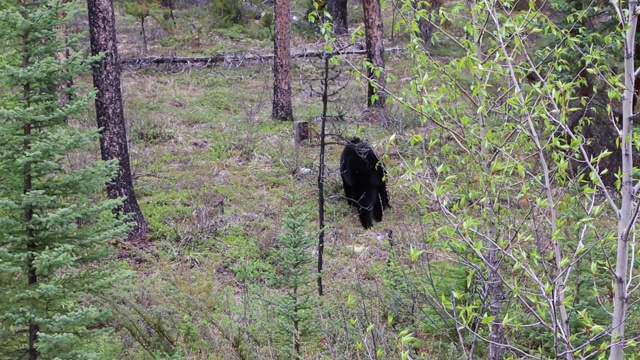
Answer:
[
  {"left": 87, "top": 0, "right": 149, "bottom": 241},
  {"left": 26, "top": 179, "right": 38, "bottom": 360},
  {"left": 472, "top": 3, "right": 505, "bottom": 357},
  {"left": 609, "top": 2, "right": 638, "bottom": 359},
  {"left": 19, "top": 16, "right": 40, "bottom": 358},
  {"left": 362, "top": 0, "right": 386, "bottom": 107},
  {"left": 317, "top": 54, "right": 330, "bottom": 297},
  {"left": 633, "top": 22, "right": 640, "bottom": 112},
  {"left": 327, "top": 0, "right": 348, "bottom": 35},
  {"left": 272, "top": 0, "right": 293, "bottom": 120},
  {"left": 24, "top": 99, "right": 39, "bottom": 360}
]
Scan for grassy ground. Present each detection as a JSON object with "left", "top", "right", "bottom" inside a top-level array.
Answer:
[{"left": 90, "top": 2, "right": 445, "bottom": 358}]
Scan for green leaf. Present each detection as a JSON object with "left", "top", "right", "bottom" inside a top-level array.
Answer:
[
  {"left": 410, "top": 134, "right": 424, "bottom": 145},
  {"left": 400, "top": 332, "right": 415, "bottom": 345},
  {"left": 347, "top": 294, "right": 355, "bottom": 306},
  {"left": 410, "top": 246, "right": 425, "bottom": 262},
  {"left": 481, "top": 315, "right": 495, "bottom": 325},
  {"left": 591, "top": 324, "right": 605, "bottom": 334},
  {"left": 575, "top": 241, "right": 585, "bottom": 255}
]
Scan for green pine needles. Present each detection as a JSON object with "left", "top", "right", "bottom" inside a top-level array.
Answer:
[
  {"left": 0, "top": 0, "right": 129, "bottom": 358},
  {"left": 267, "top": 196, "right": 319, "bottom": 360}
]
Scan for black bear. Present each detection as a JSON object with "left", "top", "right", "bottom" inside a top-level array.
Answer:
[{"left": 340, "top": 137, "right": 390, "bottom": 228}]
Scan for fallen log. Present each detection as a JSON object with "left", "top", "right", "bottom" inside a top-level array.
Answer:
[{"left": 120, "top": 47, "right": 403, "bottom": 67}]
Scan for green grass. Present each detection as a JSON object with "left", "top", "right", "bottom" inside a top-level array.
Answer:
[{"left": 110, "top": 54, "right": 423, "bottom": 355}]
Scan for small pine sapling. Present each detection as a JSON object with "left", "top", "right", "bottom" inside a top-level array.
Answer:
[{"left": 267, "top": 197, "right": 319, "bottom": 359}]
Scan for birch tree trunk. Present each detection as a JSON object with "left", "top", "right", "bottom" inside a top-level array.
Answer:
[
  {"left": 609, "top": 2, "right": 638, "bottom": 359},
  {"left": 472, "top": 5, "right": 505, "bottom": 356}
]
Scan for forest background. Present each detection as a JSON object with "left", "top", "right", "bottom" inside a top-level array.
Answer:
[{"left": 1, "top": 0, "right": 640, "bottom": 359}]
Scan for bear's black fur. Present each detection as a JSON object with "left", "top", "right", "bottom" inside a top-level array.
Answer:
[{"left": 340, "top": 137, "right": 390, "bottom": 229}]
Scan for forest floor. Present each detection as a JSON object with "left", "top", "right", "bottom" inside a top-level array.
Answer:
[{"left": 81, "top": 2, "right": 460, "bottom": 358}]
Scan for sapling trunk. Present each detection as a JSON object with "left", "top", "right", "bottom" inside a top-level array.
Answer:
[
  {"left": 609, "top": 3, "right": 638, "bottom": 359},
  {"left": 24, "top": 116, "right": 39, "bottom": 360},
  {"left": 484, "top": 4, "right": 574, "bottom": 357},
  {"left": 141, "top": 17, "right": 147, "bottom": 52},
  {"left": 317, "top": 53, "right": 330, "bottom": 296}
]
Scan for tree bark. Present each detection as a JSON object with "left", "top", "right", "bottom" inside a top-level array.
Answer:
[
  {"left": 362, "top": 0, "right": 386, "bottom": 107},
  {"left": 486, "top": 237, "right": 505, "bottom": 360},
  {"left": 634, "top": 22, "right": 640, "bottom": 112},
  {"left": 327, "top": 0, "right": 348, "bottom": 35},
  {"left": 413, "top": 0, "right": 438, "bottom": 51},
  {"left": 24, "top": 97, "right": 39, "bottom": 360},
  {"left": 317, "top": 54, "right": 331, "bottom": 297},
  {"left": 87, "top": 0, "right": 149, "bottom": 241},
  {"left": 140, "top": 17, "right": 147, "bottom": 53},
  {"left": 18, "top": 14, "right": 40, "bottom": 358},
  {"left": 609, "top": 2, "right": 638, "bottom": 359},
  {"left": 272, "top": 0, "right": 293, "bottom": 121}
]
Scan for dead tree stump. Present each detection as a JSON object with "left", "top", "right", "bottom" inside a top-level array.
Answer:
[{"left": 294, "top": 120, "right": 309, "bottom": 144}]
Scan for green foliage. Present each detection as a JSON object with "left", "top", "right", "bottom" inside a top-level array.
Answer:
[
  {"left": 302, "top": 0, "right": 326, "bottom": 32},
  {"left": 128, "top": 112, "right": 175, "bottom": 145},
  {"left": 222, "top": 225, "right": 274, "bottom": 284},
  {"left": 383, "top": 257, "right": 473, "bottom": 350},
  {"left": 0, "top": 0, "right": 129, "bottom": 358},
  {"left": 208, "top": 0, "right": 246, "bottom": 28},
  {"left": 392, "top": 0, "right": 639, "bottom": 357},
  {"left": 124, "top": 0, "right": 153, "bottom": 19},
  {"left": 213, "top": 23, "right": 272, "bottom": 41},
  {"left": 124, "top": 0, "right": 158, "bottom": 51},
  {"left": 536, "top": 0, "right": 621, "bottom": 86},
  {"left": 265, "top": 194, "right": 319, "bottom": 359}
]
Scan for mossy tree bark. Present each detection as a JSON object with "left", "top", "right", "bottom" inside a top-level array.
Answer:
[{"left": 87, "top": 0, "right": 150, "bottom": 241}]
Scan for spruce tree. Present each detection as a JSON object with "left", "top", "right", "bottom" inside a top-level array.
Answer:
[
  {"left": 0, "top": 0, "right": 128, "bottom": 358},
  {"left": 268, "top": 198, "right": 318, "bottom": 359}
]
